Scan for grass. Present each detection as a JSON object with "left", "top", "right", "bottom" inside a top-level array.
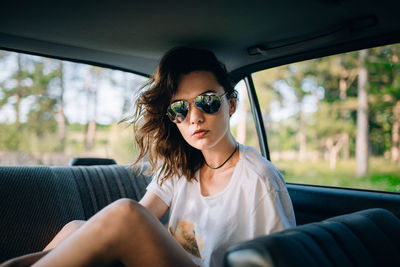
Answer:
[{"left": 275, "top": 157, "right": 400, "bottom": 193}]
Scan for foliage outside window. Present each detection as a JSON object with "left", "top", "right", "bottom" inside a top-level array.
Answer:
[
  {"left": 0, "top": 51, "right": 258, "bottom": 166},
  {"left": 253, "top": 43, "right": 400, "bottom": 192},
  {"left": 0, "top": 50, "right": 146, "bottom": 165}
]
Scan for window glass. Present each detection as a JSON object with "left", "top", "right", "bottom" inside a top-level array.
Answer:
[
  {"left": 0, "top": 50, "right": 146, "bottom": 165},
  {"left": 252, "top": 43, "right": 400, "bottom": 192},
  {"left": 0, "top": 51, "right": 261, "bottom": 166},
  {"left": 231, "top": 80, "right": 260, "bottom": 152}
]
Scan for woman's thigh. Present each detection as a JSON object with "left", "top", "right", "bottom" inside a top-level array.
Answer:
[
  {"left": 34, "top": 199, "right": 195, "bottom": 267},
  {"left": 97, "top": 198, "right": 195, "bottom": 267},
  {"left": 44, "top": 220, "right": 86, "bottom": 251}
]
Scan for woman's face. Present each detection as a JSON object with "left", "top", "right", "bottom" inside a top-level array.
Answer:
[{"left": 171, "top": 71, "right": 236, "bottom": 151}]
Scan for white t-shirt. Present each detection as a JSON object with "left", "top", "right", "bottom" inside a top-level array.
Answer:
[{"left": 146, "top": 144, "right": 296, "bottom": 267}]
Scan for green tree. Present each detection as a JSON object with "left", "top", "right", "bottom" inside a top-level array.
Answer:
[
  {"left": 368, "top": 44, "right": 400, "bottom": 167},
  {"left": 25, "top": 60, "right": 59, "bottom": 138},
  {"left": 311, "top": 53, "right": 358, "bottom": 169},
  {"left": 0, "top": 53, "right": 33, "bottom": 150},
  {"left": 0, "top": 54, "right": 32, "bottom": 126},
  {"left": 57, "top": 61, "right": 67, "bottom": 150},
  {"left": 254, "top": 63, "right": 319, "bottom": 162},
  {"left": 355, "top": 49, "right": 369, "bottom": 177},
  {"left": 0, "top": 54, "right": 61, "bottom": 152},
  {"left": 84, "top": 66, "right": 112, "bottom": 151}
]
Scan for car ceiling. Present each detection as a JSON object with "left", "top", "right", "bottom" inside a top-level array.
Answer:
[{"left": 0, "top": 0, "right": 399, "bottom": 81}]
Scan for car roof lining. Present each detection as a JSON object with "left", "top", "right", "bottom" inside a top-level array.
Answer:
[
  {"left": 1, "top": 0, "right": 399, "bottom": 80},
  {"left": 231, "top": 31, "right": 400, "bottom": 83}
]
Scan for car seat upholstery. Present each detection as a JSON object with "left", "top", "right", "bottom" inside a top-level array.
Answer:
[
  {"left": 0, "top": 165, "right": 152, "bottom": 262},
  {"left": 52, "top": 166, "right": 151, "bottom": 219},
  {"left": 224, "top": 208, "right": 400, "bottom": 267},
  {"left": 2, "top": 165, "right": 399, "bottom": 266}
]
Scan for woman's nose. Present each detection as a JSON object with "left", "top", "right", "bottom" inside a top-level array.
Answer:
[{"left": 188, "top": 104, "right": 205, "bottom": 124}]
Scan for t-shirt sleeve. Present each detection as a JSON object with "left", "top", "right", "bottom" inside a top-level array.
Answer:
[
  {"left": 251, "top": 169, "right": 296, "bottom": 236},
  {"left": 251, "top": 188, "right": 296, "bottom": 236},
  {"left": 146, "top": 174, "right": 175, "bottom": 207}
]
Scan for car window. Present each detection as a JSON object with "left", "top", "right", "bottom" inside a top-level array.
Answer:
[
  {"left": 0, "top": 50, "right": 259, "bottom": 166},
  {"left": 0, "top": 50, "right": 147, "bottom": 165},
  {"left": 252, "top": 43, "right": 400, "bottom": 192},
  {"left": 231, "top": 80, "right": 261, "bottom": 152}
]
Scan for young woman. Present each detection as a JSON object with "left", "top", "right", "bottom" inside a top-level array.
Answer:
[{"left": 1, "top": 47, "right": 295, "bottom": 267}]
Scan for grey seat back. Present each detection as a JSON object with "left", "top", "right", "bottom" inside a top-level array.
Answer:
[
  {"left": 224, "top": 208, "right": 400, "bottom": 267},
  {"left": 0, "top": 165, "right": 152, "bottom": 262},
  {"left": 52, "top": 165, "right": 151, "bottom": 219}
]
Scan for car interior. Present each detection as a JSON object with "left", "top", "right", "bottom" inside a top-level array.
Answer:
[{"left": 1, "top": 0, "right": 400, "bottom": 266}]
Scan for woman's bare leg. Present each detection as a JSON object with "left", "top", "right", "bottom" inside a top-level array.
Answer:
[
  {"left": 1, "top": 221, "right": 86, "bottom": 266},
  {"left": 43, "top": 220, "right": 85, "bottom": 251},
  {"left": 1, "top": 251, "right": 51, "bottom": 267},
  {"left": 33, "top": 198, "right": 195, "bottom": 267}
]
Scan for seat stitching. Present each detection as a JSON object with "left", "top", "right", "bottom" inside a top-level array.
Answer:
[
  {"left": 78, "top": 167, "right": 99, "bottom": 216},
  {"left": 117, "top": 167, "right": 139, "bottom": 201},
  {"left": 320, "top": 222, "right": 361, "bottom": 267},
  {"left": 281, "top": 229, "right": 327, "bottom": 266},
  {"left": 298, "top": 225, "right": 337, "bottom": 266},
  {"left": 66, "top": 168, "right": 87, "bottom": 218},
  {"left": 333, "top": 216, "right": 396, "bottom": 266},
  {"left": 99, "top": 167, "right": 115, "bottom": 201},
  {"left": 109, "top": 166, "right": 128, "bottom": 198},
  {"left": 93, "top": 166, "right": 111, "bottom": 204}
]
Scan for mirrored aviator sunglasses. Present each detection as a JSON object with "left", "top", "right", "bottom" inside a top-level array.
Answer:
[{"left": 166, "top": 92, "right": 227, "bottom": 123}]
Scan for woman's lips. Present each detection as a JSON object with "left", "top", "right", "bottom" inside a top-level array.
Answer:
[{"left": 192, "top": 129, "right": 209, "bottom": 137}]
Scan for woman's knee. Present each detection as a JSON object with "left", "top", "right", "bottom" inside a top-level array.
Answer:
[
  {"left": 62, "top": 220, "right": 86, "bottom": 233},
  {"left": 103, "top": 198, "right": 147, "bottom": 227}
]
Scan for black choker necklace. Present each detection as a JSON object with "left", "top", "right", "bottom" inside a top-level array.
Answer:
[{"left": 205, "top": 143, "right": 239, "bottom": 170}]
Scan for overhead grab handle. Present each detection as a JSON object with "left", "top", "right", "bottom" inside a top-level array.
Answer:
[{"left": 248, "top": 16, "right": 377, "bottom": 56}]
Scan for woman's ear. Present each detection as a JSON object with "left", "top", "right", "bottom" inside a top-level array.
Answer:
[{"left": 229, "top": 97, "right": 237, "bottom": 115}]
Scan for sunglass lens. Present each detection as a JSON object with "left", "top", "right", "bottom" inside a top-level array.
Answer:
[
  {"left": 195, "top": 95, "right": 221, "bottom": 114},
  {"left": 167, "top": 101, "right": 188, "bottom": 123}
]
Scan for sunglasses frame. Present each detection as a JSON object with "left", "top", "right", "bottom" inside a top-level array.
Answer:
[{"left": 166, "top": 91, "right": 228, "bottom": 123}]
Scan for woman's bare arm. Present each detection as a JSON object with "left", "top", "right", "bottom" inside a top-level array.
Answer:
[{"left": 139, "top": 191, "right": 169, "bottom": 220}]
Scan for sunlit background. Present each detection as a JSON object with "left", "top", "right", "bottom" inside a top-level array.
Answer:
[{"left": 1, "top": 43, "right": 399, "bottom": 192}]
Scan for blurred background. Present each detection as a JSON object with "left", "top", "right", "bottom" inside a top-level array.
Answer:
[{"left": 1, "top": 43, "right": 399, "bottom": 192}]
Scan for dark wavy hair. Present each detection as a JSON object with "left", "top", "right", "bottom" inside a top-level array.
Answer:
[{"left": 130, "top": 47, "right": 237, "bottom": 184}]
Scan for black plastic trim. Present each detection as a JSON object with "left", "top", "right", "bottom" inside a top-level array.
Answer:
[
  {"left": 244, "top": 76, "right": 270, "bottom": 160},
  {"left": 287, "top": 183, "right": 400, "bottom": 225}
]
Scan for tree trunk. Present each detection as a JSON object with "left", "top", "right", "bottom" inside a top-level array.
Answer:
[
  {"left": 84, "top": 70, "right": 93, "bottom": 150},
  {"left": 13, "top": 94, "right": 20, "bottom": 125},
  {"left": 14, "top": 54, "right": 22, "bottom": 125},
  {"left": 339, "top": 78, "right": 347, "bottom": 100},
  {"left": 391, "top": 101, "right": 400, "bottom": 162},
  {"left": 85, "top": 120, "right": 96, "bottom": 150},
  {"left": 57, "top": 62, "right": 66, "bottom": 149},
  {"left": 326, "top": 135, "right": 344, "bottom": 170},
  {"left": 84, "top": 68, "right": 101, "bottom": 151},
  {"left": 339, "top": 67, "right": 352, "bottom": 162},
  {"left": 356, "top": 49, "right": 369, "bottom": 177},
  {"left": 391, "top": 54, "right": 400, "bottom": 169},
  {"left": 298, "top": 110, "right": 307, "bottom": 162},
  {"left": 330, "top": 147, "right": 337, "bottom": 170},
  {"left": 326, "top": 138, "right": 334, "bottom": 169},
  {"left": 342, "top": 133, "right": 350, "bottom": 160}
]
